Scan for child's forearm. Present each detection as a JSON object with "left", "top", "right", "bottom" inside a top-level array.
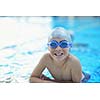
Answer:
[
  {"left": 29, "top": 76, "right": 74, "bottom": 83},
  {"left": 40, "top": 75, "right": 73, "bottom": 83},
  {"left": 29, "top": 77, "right": 56, "bottom": 83}
]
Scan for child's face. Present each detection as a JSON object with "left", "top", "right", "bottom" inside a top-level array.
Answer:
[{"left": 48, "top": 38, "right": 70, "bottom": 62}]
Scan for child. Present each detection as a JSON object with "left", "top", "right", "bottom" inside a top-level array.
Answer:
[{"left": 29, "top": 27, "right": 89, "bottom": 83}]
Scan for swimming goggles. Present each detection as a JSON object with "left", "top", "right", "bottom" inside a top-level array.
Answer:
[{"left": 47, "top": 40, "right": 72, "bottom": 49}]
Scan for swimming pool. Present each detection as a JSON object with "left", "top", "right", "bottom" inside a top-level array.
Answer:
[
  {"left": 0, "top": 16, "right": 100, "bottom": 83},
  {"left": 52, "top": 16, "right": 100, "bottom": 82},
  {"left": 0, "top": 16, "right": 52, "bottom": 83}
]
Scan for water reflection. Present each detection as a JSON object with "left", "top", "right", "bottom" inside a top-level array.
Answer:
[{"left": 0, "top": 16, "right": 52, "bottom": 83}]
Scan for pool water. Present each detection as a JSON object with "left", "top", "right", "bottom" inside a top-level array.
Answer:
[
  {"left": 0, "top": 16, "right": 100, "bottom": 83},
  {"left": 52, "top": 17, "right": 100, "bottom": 82},
  {"left": 0, "top": 16, "right": 52, "bottom": 83}
]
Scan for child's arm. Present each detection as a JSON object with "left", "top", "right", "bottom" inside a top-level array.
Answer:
[
  {"left": 71, "top": 58, "right": 82, "bottom": 83},
  {"left": 30, "top": 76, "right": 56, "bottom": 83},
  {"left": 29, "top": 54, "right": 56, "bottom": 83}
]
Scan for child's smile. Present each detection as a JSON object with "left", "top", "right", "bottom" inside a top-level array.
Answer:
[
  {"left": 53, "top": 49, "right": 67, "bottom": 61},
  {"left": 54, "top": 52, "right": 64, "bottom": 56}
]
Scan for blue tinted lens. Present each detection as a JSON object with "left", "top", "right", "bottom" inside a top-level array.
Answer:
[
  {"left": 50, "top": 43, "right": 57, "bottom": 48},
  {"left": 48, "top": 40, "right": 58, "bottom": 48},
  {"left": 59, "top": 40, "right": 69, "bottom": 48}
]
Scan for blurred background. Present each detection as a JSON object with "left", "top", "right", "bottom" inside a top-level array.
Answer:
[{"left": 0, "top": 16, "right": 100, "bottom": 83}]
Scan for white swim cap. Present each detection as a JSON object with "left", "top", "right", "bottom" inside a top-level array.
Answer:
[{"left": 48, "top": 27, "right": 72, "bottom": 43}]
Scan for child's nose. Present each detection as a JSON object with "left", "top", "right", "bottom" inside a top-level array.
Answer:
[{"left": 55, "top": 46, "right": 62, "bottom": 50}]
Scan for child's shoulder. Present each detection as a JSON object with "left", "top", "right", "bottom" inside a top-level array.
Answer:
[
  {"left": 42, "top": 53, "right": 51, "bottom": 59},
  {"left": 68, "top": 54, "right": 82, "bottom": 69},
  {"left": 69, "top": 54, "right": 80, "bottom": 63},
  {"left": 40, "top": 53, "right": 52, "bottom": 64}
]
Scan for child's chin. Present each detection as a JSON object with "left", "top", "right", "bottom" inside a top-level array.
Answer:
[{"left": 54, "top": 56, "right": 65, "bottom": 61}]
